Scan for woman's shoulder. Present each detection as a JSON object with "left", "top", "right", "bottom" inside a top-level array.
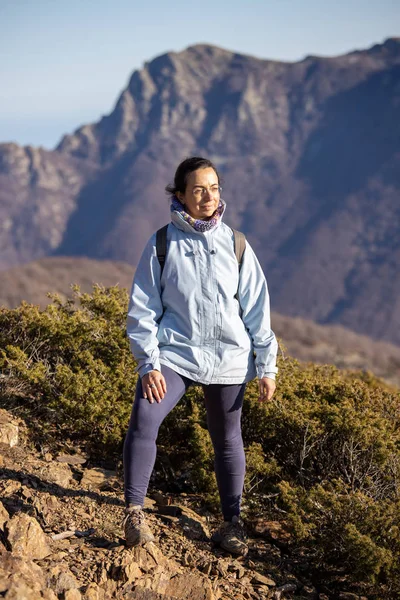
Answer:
[
  {"left": 217, "top": 223, "right": 248, "bottom": 250},
  {"left": 213, "top": 222, "right": 236, "bottom": 240}
]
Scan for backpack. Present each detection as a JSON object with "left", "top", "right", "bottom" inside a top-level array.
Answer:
[{"left": 155, "top": 225, "right": 246, "bottom": 277}]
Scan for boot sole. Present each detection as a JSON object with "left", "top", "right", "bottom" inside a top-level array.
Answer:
[
  {"left": 125, "top": 533, "right": 155, "bottom": 548},
  {"left": 220, "top": 540, "right": 248, "bottom": 556}
]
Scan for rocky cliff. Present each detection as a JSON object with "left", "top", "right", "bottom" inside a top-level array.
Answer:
[{"left": 1, "top": 39, "right": 399, "bottom": 343}]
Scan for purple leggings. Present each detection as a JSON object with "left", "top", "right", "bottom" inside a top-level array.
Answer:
[{"left": 123, "top": 364, "right": 246, "bottom": 520}]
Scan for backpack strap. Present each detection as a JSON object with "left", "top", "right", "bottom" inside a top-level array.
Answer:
[
  {"left": 156, "top": 224, "right": 169, "bottom": 276},
  {"left": 231, "top": 228, "right": 246, "bottom": 271}
]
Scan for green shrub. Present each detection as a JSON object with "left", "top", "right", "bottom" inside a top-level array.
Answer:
[
  {"left": 278, "top": 479, "right": 400, "bottom": 587},
  {"left": 242, "top": 361, "right": 400, "bottom": 500},
  {"left": 0, "top": 286, "right": 136, "bottom": 449}
]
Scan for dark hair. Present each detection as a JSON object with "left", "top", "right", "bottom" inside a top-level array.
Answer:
[{"left": 165, "top": 156, "right": 221, "bottom": 197}]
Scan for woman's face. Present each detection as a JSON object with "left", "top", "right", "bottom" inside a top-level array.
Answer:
[{"left": 177, "top": 167, "right": 220, "bottom": 219}]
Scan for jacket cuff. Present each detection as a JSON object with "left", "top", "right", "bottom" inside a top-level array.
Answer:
[
  {"left": 257, "top": 366, "right": 278, "bottom": 380},
  {"left": 262, "top": 373, "right": 277, "bottom": 381},
  {"left": 137, "top": 359, "right": 161, "bottom": 379}
]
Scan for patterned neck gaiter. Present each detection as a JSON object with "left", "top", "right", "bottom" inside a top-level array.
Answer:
[{"left": 170, "top": 196, "right": 224, "bottom": 232}]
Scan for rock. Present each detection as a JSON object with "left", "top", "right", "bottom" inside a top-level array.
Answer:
[
  {"left": 0, "top": 410, "right": 19, "bottom": 447},
  {"left": 65, "top": 590, "right": 83, "bottom": 600},
  {"left": 199, "top": 560, "right": 213, "bottom": 576},
  {"left": 181, "top": 551, "right": 196, "bottom": 567},
  {"left": 5, "top": 512, "right": 51, "bottom": 559},
  {"left": 121, "top": 556, "right": 142, "bottom": 583},
  {"left": 21, "top": 486, "right": 33, "bottom": 499},
  {"left": 134, "top": 564, "right": 172, "bottom": 597},
  {"left": 251, "top": 572, "right": 276, "bottom": 587},
  {"left": 178, "top": 506, "right": 210, "bottom": 541},
  {"left": 338, "top": 594, "right": 361, "bottom": 600},
  {"left": 46, "top": 564, "right": 79, "bottom": 594},
  {"left": 156, "top": 504, "right": 182, "bottom": 517},
  {"left": 3, "top": 582, "right": 57, "bottom": 599},
  {"left": 134, "top": 566, "right": 215, "bottom": 600},
  {"left": 143, "top": 496, "right": 156, "bottom": 509},
  {"left": 152, "top": 491, "right": 172, "bottom": 506},
  {"left": 80, "top": 468, "right": 117, "bottom": 490},
  {"left": 0, "top": 552, "right": 44, "bottom": 589},
  {"left": 273, "top": 583, "right": 298, "bottom": 598},
  {"left": 57, "top": 453, "right": 87, "bottom": 465},
  {"left": 101, "top": 580, "right": 118, "bottom": 597},
  {"left": 50, "top": 551, "right": 69, "bottom": 560},
  {"left": 229, "top": 560, "right": 246, "bottom": 579},
  {"left": 96, "top": 567, "right": 108, "bottom": 585},
  {"left": 253, "top": 520, "right": 292, "bottom": 547},
  {"left": 0, "top": 502, "right": 9, "bottom": 530},
  {"left": 3, "top": 480, "right": 21, "bottom": 496},
  {"left": 0, "top": 453, "right": 4, "bottom": 467},
  {"left": 118, "top": 542, "right": 214, "bottom": 599},
  {"left": 40, "top": 461, "right": 73, "bottom": 487},
  {"left": 0, "top": 552, "right": 57, "bottom": 599},
  {"left": 84, "top": 582, "right": 106, "bottom": 599},
  {"left": 128, "top": 543, "right": 166, "bottom": 571},
  {"left": 42, "top": 591, "right": 59, "bottom": 600},
  {"left": 124, "top": 590, "right": 165, "bottom": 599},
  {"left": 163, "top": 572, "right": 215, "bottom": 600},
  {"left": 34, "top": 492, "right": 60, "bottom": 515}
]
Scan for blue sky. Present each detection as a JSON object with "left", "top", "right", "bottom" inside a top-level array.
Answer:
[{"left": 1, "top": 0, "right": 399, "bottom": 150}]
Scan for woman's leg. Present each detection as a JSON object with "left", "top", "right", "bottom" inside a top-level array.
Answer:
[
  {"left": 202, "top": 383, "right": 247, "bottom": 521},
  {"left": 123, "top": 365, "right": 192, "bottom": 507}
]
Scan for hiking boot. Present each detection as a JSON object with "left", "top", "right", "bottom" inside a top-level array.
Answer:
[
  {"left": 211, "top": 515, "right": 248, "bottom": 556},
  {"left": 122, "top": 505, "right": 155, "bottom": 547}
]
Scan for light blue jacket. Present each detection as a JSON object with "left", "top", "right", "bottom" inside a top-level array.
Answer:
[{"left": 127, "top": 201, "right": 278, "bottom": 384}]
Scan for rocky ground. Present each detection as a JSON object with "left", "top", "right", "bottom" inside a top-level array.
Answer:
[{"left": 0, "top": 408, "right": 368, "bottom": 600}]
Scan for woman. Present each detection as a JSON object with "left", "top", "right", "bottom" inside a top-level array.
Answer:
[{"left": 123, "top": 156, "right": 278, "bottom": 556}]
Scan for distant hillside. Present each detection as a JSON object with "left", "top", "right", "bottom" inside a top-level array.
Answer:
[
  {"left": 1, "top": 257, "right": 399, "bottom": 387},
  {"left": 0, "top": 39, "right": 400, "bottom": 344},
  {"left": 272, "top": 313, "right": 400, "bottom": 388},
  {"left": 0, "top": 257, "right": 135, "bottom": 307}
]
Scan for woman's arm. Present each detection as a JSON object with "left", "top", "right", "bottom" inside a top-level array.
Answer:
[
  {"left": 127, "top": 234, "right": 164, "bottom": 378},
  {"left": 237, "top": 241, "right": 279, "bottom": 381}
]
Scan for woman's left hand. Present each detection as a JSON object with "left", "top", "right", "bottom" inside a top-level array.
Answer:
[{"left": 258, "top": 377, "right": 276, "bottom": 402}]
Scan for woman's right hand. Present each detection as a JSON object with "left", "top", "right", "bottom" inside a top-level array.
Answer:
[{"left": 141, "top": 370, "right": 167, "bottom": 404}]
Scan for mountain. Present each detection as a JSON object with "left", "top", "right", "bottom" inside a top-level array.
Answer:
[
  {"left": 0, "top": 38, "right": 399, "bottom": 344},
  {"left": 1, "top": 257, "right": 399, "bottom": 387}
]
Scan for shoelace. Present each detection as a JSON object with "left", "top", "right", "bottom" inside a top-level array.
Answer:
[
  {"left": 223, "top": 519, "right": 245, "bottom": 540},
  {"left": 123, "top": 508, "right": 145, "bottom": 529}
]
